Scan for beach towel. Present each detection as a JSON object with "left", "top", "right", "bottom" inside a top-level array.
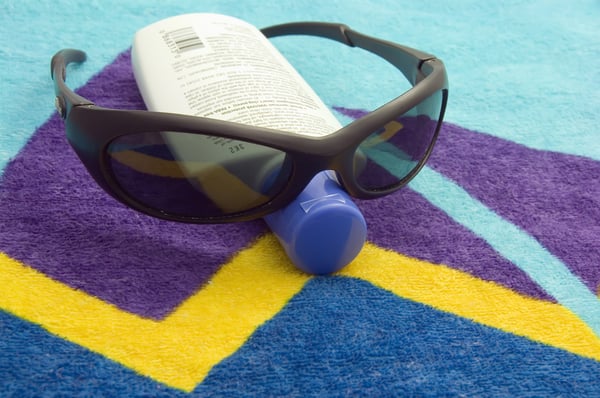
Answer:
[{"left": 1, "top": 1, "right": 599, "bottom": 396}]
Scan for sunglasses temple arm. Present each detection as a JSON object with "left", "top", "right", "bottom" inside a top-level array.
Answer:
[
  {"left": 261, "top": 22, "right": 435, "bottom": 85},
  {"left": 50, "top": 49, "right": 94, "bottom": 118},
  {"left": 261, "top": 22, "right": 355, "bottom": 46}
]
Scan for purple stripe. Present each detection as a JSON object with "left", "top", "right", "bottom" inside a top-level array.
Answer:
[
  {"left": 430, "top": 122, "right": 600, "bottom": 294},
  {"left": 337, "top": 106, "right": 598, "bottom": 298},
  {"left": 356, "top": 189, "right": 553, "bottom": 301},
  {"left": 0, "top": 50, "right": 266, "bottom": 320}
]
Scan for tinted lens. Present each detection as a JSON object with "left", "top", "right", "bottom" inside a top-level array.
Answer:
[
  {"left": 107, "top": 132, "right": 291, "bottom": 219},
  {"left": 354, "top": 90, "right": 444, "bottom": 191}
]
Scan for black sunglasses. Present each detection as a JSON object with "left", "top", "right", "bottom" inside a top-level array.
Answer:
[{"left": 51, "top": 22, "right": 448, "bottom": 223}]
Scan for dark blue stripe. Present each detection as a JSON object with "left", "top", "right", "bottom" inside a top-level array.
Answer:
[
  {"left": 0, "top": 310, "right": 186, "bottom": 397},
  {"left": 198, "top": 277, "right": 600, "bottom": 397}
]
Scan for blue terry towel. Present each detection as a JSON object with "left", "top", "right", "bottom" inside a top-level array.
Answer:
[{"left": 1, "top": 1, "right": 599, "bottom": 396}]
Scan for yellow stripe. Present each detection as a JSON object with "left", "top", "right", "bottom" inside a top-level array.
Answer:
[
  {"left": 193, "top": 163, "right": 268, "bottom": 213},
  {"left": 110, "top": 150, "right": 268, "bottom": 213},
  {"left": 379, "top": 120, "right": 403, "bottom": 142},
  {"left": 340, "top": 243, "right": 600, "bottom": 361},
  {"left": 2, "top": 238, "right": 599, "bottom": 392},
  {"left": 0, "top": 235, "right": 311, "bottom": 392},
  {"left": 110, "top": 150, "right": 188, "bottom": 178},
  {"left": 362, "top": 120, "right": 403, "bottom": 147}
]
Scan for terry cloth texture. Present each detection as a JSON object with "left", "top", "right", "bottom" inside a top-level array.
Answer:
[{"left": 1, "top": 1, "right": 600, "bottom": 396}]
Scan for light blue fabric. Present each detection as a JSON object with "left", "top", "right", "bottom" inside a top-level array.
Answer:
[
  {"left": 1, "top": 0, "right": 599, "bottom": 174},
  {"left": 412, "top": 166, "right": 600, "bottom": 336},
  {"left": 366, "top": 136, "right": 600, "bottom": 335}
]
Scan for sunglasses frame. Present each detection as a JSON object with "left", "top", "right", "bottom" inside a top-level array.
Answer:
[{"left": 51, "top": 21, "right": 448, "bottom": 223}]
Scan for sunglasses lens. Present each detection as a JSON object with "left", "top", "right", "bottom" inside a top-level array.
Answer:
[
  {"left": 107, "top": 132, "right": 291, "bottom": 219},
  {"left": 354, "top": 90, "right": 444, "bottom": 191}
]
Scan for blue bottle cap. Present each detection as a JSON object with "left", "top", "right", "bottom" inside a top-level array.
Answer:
[{"left": 264, "top": 172, "right": 367, "bottom": 275}]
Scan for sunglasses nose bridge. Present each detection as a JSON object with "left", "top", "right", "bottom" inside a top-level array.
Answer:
[{"left": 284, "top": 149, "right": 331, "bottom": 189}]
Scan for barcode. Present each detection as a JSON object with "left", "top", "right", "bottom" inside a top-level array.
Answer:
[{"left": 168, "top": 27, "right": 204, "bottom": 53}]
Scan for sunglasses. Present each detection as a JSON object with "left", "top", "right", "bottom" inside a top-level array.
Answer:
[{"left": 51, "top": 22, "right": 448, "bottom": 223}]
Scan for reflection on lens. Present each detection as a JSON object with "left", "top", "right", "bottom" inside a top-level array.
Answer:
[
  {"left": 107, "top": 132, "right": 291, "bottom": 218},
  {"left": 355, "top": 90, "right": 443, "bottom": 191}
]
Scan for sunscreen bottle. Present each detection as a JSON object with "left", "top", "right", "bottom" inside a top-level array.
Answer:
[{"left": 131, "top": 13, "right": 367, "bottom": 274}]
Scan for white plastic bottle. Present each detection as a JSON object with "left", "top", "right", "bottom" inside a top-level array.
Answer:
[{"left": 131, "top": 13, "right": 366, "bottom": 274}]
